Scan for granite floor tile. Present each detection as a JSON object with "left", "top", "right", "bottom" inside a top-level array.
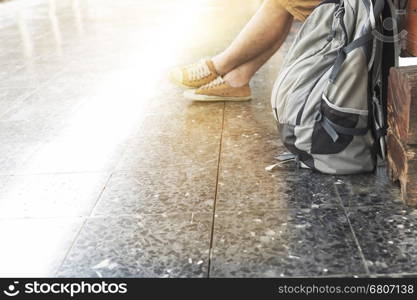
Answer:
[
  {"left": 216, "top": 167, "right": 294, "bottom": 212},
  {"left": 1, "top": 92, "right": 67, "bottom": 124},
  {"left": 223, "top": 103, "right": 278, "bottom": 136},
  {"left": 216, "top": 130, "right": 342, "bottom": 211},
  {"left": 63, "top": 53, "right": 134, "bottom": 76},
  {"left": 57, "top": 214, "right": 212, "bottom": 278},
  {"left": 210, "top": 208, "right": 366, "bottom": 277},
  {"left": 0, "top": 119, "right": 60, "bottom": 145},
  {"left": 93, "top": 164, "right": 216, "bottom": 216},
  {"left": 116, "top": 133, "right": 221, "bottom": 171},
  {"left": 335, "top": 166, "right": 402, "bottom": 207},
  {"left": 0, "top": 87, "right": 32, "bottom": 101},
  {"left": 146, "top": 81, "right": 225, "bottom": 116},
  {"left": 0, "top": 172, "right": 109, "bottom": 218},
  {"left": 0, "top": 58, "right": 66, "bottom": 90},
  {"left": 0, "top": 58, "right": 25, "bottom": 78},
  {"left": 137, "top": 105, "right": 224, "bottom": 138},
  {"left": 347, "top": 205, "right": 417, "bottom": 275},
  {"left": 0, "top": 93, "right": 74, "bottom": 144},
  {"left": 0, "top": 88, "right": 35, "bottom": 119},
  {"left": 0, "top": 142, "right": 40, "bottom": 175},
  {"left": 0, "top": 217, "right": 83, "bottom": 277},
  {"left": 216, "top": 168, "right": 341, "bottom": 212},
  {"left": 0, "top": 86, "right": 83, "bottom": 144},
  {"left": 50, "top": 67, "right": 118, "bottom": 92},
  {"left": 220, "top": 132, "right": 284, "bottom": 168}
]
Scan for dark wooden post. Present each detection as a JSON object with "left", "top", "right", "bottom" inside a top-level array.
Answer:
[
  {"left": 387, "top": 66, "right": 417, "bottom": 207},
  {"left": 406, "top": 0, "right": 417, "bottom": 56}
]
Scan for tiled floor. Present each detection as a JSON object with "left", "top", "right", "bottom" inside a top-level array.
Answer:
[{"left": 0, "top": 0, "right": 416, "bottom": 278}]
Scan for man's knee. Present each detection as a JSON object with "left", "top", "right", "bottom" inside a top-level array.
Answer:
[
  {"left": 271, "top": 0, "right": 321, "bottom": 21},
  {"left": 262, "top": 0, "right": 293, "bottom": 23}
]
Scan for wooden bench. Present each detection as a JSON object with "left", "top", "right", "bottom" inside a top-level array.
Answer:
[{"left": 387, "top": 66, "right": 417, "bottom": 207}]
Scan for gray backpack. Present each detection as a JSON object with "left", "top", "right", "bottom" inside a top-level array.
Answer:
[{"left": 271, "top": 0, "right": 387, "bottom": 174}]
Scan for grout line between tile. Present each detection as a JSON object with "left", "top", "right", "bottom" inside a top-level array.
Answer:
[
  {"left": 88, "top": 172, "right": 115, "bottom": 218},
  {"left": 207, "top": 102, "right": 226, "bottom": 278},
  {"left": 54, "top": 217, "right": 88, "bottom": 277},
  {"left": 54, "top": 172, "right": 113, "bottom": 276},
  {"left": 334, "top": 184, "right": 370, "bottom": 275}
]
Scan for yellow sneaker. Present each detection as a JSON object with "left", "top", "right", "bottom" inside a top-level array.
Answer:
[
  {"left": 169, "top": 59, "right": 219, "bottom": 89},
  {"left": 183, "top": 77, "right": 252, "bottom": 102}
]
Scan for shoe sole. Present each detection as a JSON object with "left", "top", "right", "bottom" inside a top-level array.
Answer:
[{"left": 183, "top": 90, "right": 252, "bottom": 102}]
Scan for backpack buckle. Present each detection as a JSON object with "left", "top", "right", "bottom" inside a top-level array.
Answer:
[{"left": 315, "top": 111, "right": 323, "bottom": 122}]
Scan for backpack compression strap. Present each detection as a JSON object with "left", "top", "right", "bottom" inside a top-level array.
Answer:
[
  {"left": 329, "top": 33, "right": 374, "bottom": 83},
  {"left": 320, "top": 114, "right": 369, "bottom": 143},
  {"left": 318, "top": 95, "right": 369, "bottom": 143},
  {"left": 328, "top": 0, "right": 386, "bottom": 83}
]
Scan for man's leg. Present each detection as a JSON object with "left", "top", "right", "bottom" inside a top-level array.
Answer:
[
  {"left": 223, "top": 19, "right": 292, "bottom": 87},
  {"left": 212, "top": 0, "right": 293, "bottom": 76}
]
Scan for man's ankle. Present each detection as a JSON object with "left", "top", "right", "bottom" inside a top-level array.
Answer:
[
  {"left": 223, "top": 70, "right": 250, "bottom": 88},
  {"left": 212, "top": 55, "right": 231, "bottom": 76}
]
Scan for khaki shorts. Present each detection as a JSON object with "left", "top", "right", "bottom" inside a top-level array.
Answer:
[{"left": 276, "top": 0, "right": 322, "bottom": 21}]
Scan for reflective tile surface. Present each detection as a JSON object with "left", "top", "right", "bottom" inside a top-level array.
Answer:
[
  {"left": 210, "top": 208, "right": 366, "bottom": 278},
  {"left": 347, "top": 205, "right": 417, "bottom": 275},
  {"left": 0, "top": 0, "right": 416, "bottom": 277},
  {"left": 93, "top": 165, "right": 217, "bottom": 216},
  {"left": 57, "top": 214, "right": 212, "bottom": 278}
]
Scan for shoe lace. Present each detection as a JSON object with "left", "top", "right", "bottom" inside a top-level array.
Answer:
[
  {"left": 199, "top": 77, "right": 225, "bottom": 90},
  {"left": 188, "top": 60, "right": 212, "bottom": 81}
]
